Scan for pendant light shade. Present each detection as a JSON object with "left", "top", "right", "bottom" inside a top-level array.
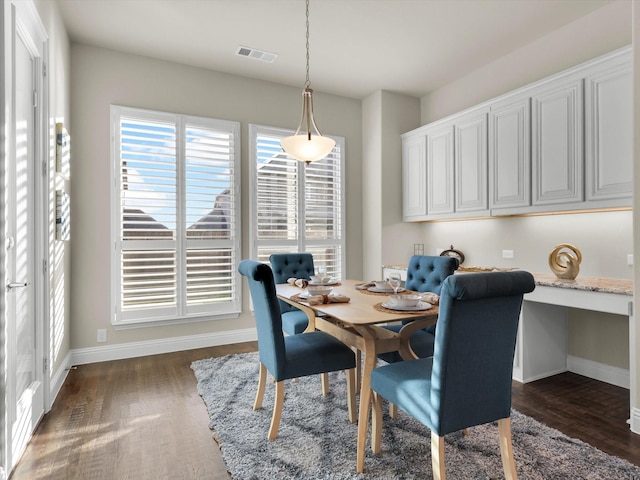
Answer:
[{"left": 281, "top": 0, "right": 335, "bottom": 163}]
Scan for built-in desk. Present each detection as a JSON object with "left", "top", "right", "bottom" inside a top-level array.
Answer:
[
  {"left": 383, "top": 265, "right": 633, "bottom": 384},
  {"left": 517, "top": 274, "right": 633, "bottom": 385}
]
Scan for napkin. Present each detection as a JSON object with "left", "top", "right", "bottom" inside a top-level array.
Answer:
[
  {"left": 355, "top": 281, "right": 376, "bottom": 290},
  {"left": 287, "top": 278, "right": 309, "bottom": 288},
  {"left": 420, "top": 293, "right": 440, "bottom": 305},
  {"left": 307, "top": 294, "right": 350, "bottom": 305}
]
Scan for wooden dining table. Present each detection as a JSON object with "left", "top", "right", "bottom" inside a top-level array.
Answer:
[{"left": 275, "top": 279, "right": 439, "bottom": 473}]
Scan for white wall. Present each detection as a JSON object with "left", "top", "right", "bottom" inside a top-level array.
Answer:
[{"left": 69, "top": 44, "right": 362, "bottom": 350}]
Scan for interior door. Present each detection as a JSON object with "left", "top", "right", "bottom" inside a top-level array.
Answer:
[{"left": 5, "top": 14, "right": 45, "bottom": 473}]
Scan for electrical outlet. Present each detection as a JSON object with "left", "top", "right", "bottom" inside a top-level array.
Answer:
[
  {"left": 628, "top": 254, "right": 634, "bottom": 266},
  {"left": 502, "top": 250, "right": 514, "bottom": 259},
  {"left": 97, "top": 329, "right": 107, "bottom": 343}
]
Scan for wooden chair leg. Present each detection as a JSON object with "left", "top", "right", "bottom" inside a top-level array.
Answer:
[
  {"left": 388, "top": 402, "right": 397, "bottom": 419},
  {"left": 253, "top": 363, "right": 267, "bottom": 410},
  {"left": 431, "top": 432, "right": 446, "bottom": 480},
  {"left": 267, "top": 380, "right": 285, "bottom": 440},
  {"left": 498, "top": 417, "right": 518, "bottom": 480},
  {"left": 371, "top": 391, "right": 383, "bottom": 454},
  {"left": 321, "top": 372, "right": 329, "bottom": 395},
  {"left": 345, "top": 368, "right": 356, "bottom": 423}
]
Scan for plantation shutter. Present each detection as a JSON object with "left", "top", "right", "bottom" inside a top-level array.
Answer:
[
  {"left": 112, "top": 106, "right": 241, "bottom": 326},
  {"left": 251, "top": 125, "right": 344, "bottom": 279}
]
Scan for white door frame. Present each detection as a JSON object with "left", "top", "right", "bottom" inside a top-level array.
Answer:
[{"left": 1, "top": 1, "right": 50, "bottom": 477}]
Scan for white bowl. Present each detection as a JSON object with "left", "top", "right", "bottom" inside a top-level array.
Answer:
[
  {"left": 374, "top": 280, "right": 391, "bottom": 290},
  {"left": 389, "top": 294, "right": 421, "bottom": 308},
  {"left": 307, "top": 285, "right": 333, "bottom": 296},
  {"left": 310, "top": 275, "right": 332, "bottom": 284}
]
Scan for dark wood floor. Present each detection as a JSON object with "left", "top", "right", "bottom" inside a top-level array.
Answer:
[{"left": 10, "top": 341, "right": 640, "bottom": 479}]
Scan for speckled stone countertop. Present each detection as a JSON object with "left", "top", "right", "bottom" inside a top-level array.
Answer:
[
  {"left": 382, "top": 264, "right": 633, "bottom": 296},
  {"left": 532, "top": 273, "right": 632, "bottom": 296}
]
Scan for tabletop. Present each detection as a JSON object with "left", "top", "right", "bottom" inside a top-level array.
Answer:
[{"left": 275, "top": 279, "right": 438, "bottom": 326}]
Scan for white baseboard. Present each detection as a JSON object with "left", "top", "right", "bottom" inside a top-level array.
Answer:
[
  {"left": 70, "top": 327, "right": 257, "bottom": 366},
  {"left": 629, "top": 407, "right": 640, "bottom": 434},
  {"left": 567, "top": 354, "right": 630, "bottom": 389}
]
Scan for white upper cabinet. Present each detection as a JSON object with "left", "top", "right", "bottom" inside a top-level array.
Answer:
[
  {"left": 584, "top": 52, "right": 632, "bottom": 203},
  {"left": 401, "top": 46, "right": 631, "bottom": 222},
  {"left": 489, "top": 96, "right": 531, "bottom": 211},
  {"left": 455, "top": 108, "right": 489, "bottom": 214},
  {"left": 531, "top": 78, "right": 584, "bottom": 206},
  {"left": 426, "top": 124, "right": 454, "bottom": 215},
  {"left": 401, "top": 133, "right": 427, "bottom": 221}
]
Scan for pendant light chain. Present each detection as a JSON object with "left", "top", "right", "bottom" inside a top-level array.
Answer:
[{"left": 305, "top": 0, "right": 311, "bottom": 89}]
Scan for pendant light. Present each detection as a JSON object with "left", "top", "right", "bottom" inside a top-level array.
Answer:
[{"left": 281, "top": 0, "right": 335, "bottom": 164}]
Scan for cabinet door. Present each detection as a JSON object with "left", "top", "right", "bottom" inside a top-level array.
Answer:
[
  {"left": 427, "top": 125, "right": 454, "bottom": 215},
  {"left": 402, "top": 133, "right": 427, "bottom": 220},
  {"left": 585, "top": 61, "right": 632, "bottom": 201},
  {"left": 531, "top": 79, "right": 583, "bottom": 205},
  {"left": 455, "top": 110, "right": 488, "bottom": 213},
  {"left": 489, "top": 97, "right": 531, "bottom": 210}
]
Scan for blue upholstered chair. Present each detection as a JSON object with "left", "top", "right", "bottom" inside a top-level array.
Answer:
[
  {"left": 238, "top": 259, "right": 357, "bottom": 440},
  {"left": 369, "top": 271, "right": 535, "bottom": 479},
  {"left": 270, "top": 253, "right": 316, "bottom": 335},
  {"left": 378, "top": 255, "right": 458, "bottom": 364}
]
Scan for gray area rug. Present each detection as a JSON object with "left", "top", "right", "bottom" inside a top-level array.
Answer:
[{"left": 192, "top": 352, "right": 640, "bottom": 479}]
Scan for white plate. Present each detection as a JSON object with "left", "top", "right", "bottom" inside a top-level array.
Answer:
[
  {"left": 368, "top": 286, "right": 404, "bottom": 293},
  {"left": 308, "top": 279, "right": 339, "bottom": 286},
  {"left": 381, "top": 301, "right": 432, "bottom": 311}
]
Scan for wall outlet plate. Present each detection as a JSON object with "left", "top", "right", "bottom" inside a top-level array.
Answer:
[
  {"left": 502, "top": 250, "right": 514, "bottom": 259},
  {"left": 97, "top": 329, "right": 107, "bottom": 343},
  {"left": 628, "top": 254, "right": 634, "bottom": 266}
]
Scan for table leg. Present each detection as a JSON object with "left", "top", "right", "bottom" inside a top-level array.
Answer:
[{"left": 355, "top": 326, "right": 377, "bottom": 474}]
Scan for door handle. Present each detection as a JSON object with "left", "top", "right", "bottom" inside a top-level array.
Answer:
[{"left": 7, "top": 281, "right": 29, "bottom": 291}]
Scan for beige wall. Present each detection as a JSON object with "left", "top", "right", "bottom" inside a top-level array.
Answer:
[
  {"left": 33, "top": 0, "right": 72, "bottom": 382},
  {"left": 69, "top": 44, "right": 362, "bottom": 350},
  {"left": 420, "top": 1, "right": 632, "bottom": 123},
  {"left": 632, "top": 0, "right": 640, "bottom": 417},
  {"left": 403, "top": 0, "right": 633, "bottom": 371}
]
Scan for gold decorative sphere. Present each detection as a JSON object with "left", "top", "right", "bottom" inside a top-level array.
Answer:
[{"left": 549, "top": 244, "right": 582, "bottom": 280}]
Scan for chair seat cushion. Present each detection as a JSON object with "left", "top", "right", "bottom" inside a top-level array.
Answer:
[
  {"left": 377, "top": 324, "right": 435, "bottom": 363},
  {"left": 281, "top": 332, "right": 356, "bottom": 380},
  {"left": 281, "top": 310, "right": 309, "bottom": 336},
  {"left": 371, "top": 357, "right": 435, "bottom": 429}
]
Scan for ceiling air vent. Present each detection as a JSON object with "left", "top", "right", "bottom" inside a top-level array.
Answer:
[{"left": 236, "top": 46, "right": 278, "bottom": 63}]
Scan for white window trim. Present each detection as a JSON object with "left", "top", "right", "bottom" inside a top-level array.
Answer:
[
  {"left": 110, "top": 105, "right": 242, "bottom": 328},
  {"left": 248, "top": 124, "right": 346, "bottom": 275}
]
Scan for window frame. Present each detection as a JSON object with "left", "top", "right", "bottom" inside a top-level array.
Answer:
[
  {"left": 248, "top": 124, "right": 346, "bottom": 277},
  {"left": 110, "top": 105, "right": 242, "bottom": 328}
]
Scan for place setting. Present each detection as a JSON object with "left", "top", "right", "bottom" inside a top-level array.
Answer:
[
  {"left": 288, "top": 266, "right": 349, "bottom": 305},
  {"left": 375, "top": 293, "right": 434, "bottom": 314},
  {"left": 356, "top": 272, "right": 406, "bottom": 295}
]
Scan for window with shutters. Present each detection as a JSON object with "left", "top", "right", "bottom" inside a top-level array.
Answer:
[
  {"left": 249, "top": 124, "right": 345, "bottom": 278},
  {"left": 110, "top": 106, "right": 241, "bottom": 326}
]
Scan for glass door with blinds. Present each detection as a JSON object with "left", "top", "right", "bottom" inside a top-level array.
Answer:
[{"left": 249, "top": 125, "right": 345, "bottom": 279}]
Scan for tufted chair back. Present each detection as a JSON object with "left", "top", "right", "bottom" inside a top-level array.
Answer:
[
  {"left": 404, "top": 255, "right": 458, "bottom": 295},
  {"left": 270, "top": 253, "right": 315, "bottom": 315}
]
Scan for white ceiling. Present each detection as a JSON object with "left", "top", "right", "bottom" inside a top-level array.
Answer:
[{"left": 56, "top": 0, "right": 614, "bottom": 99}]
